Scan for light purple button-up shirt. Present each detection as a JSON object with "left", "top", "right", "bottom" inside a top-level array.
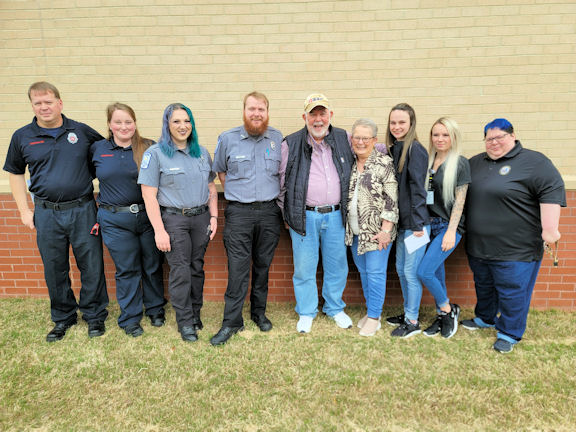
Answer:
[{"left": 278, "top": 130, "right": 341, "bottom": 210}]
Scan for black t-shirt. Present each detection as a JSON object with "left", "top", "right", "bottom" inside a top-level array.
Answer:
[
  {"left": 4, "top": 115, "right": 104, "bottom": 202},
  {"left": 428, "top": 155, "right": 471, "bottom": 234},
  {"left": 465, "top": 141, "right": 566, "bottom": 261}
]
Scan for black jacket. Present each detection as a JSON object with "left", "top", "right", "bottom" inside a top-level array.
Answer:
[
  {"left": 283, "top": 126, "right": 354, "bottom": 235},
  {"left": 390, "top": 140, "right": 429, "bottom": 231}
]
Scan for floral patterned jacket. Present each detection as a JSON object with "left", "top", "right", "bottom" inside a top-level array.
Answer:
[{"left": 345, "top": 146, "right": 399, "bottom": 255}]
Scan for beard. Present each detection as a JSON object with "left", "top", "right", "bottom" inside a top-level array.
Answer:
[{"left": 243, "top": 113, "right": 269, "bottom": 137}]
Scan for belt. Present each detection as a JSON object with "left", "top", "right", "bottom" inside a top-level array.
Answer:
[
  {"left": 34, "top": 195, "right": 93, "bottom": 211},
  {"left": 99, "top": 204, "right": 145, "bottom": 214},
  {"left": 161, "top": 205, "right": 208, "bottom": 217},
  {"left": 227, "top": 200, "right": 275, "bottom": 209},
  {"left": 305, "top": 204, "right": 341, "bottom": 214}
]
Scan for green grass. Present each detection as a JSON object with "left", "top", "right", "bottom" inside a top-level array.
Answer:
[{"left": 1, "top": 298, "right": 575, "bottom": 431}]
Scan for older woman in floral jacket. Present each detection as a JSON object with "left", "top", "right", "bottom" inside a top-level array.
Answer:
[{"left": 345, "top": 118, "right": 399, "bottom": 337}]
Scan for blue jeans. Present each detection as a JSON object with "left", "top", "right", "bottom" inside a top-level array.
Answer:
[
  {"left": 468, "top": 256, "right": 541, "bottom": 342},
  {"left": 98, "top": 208, "right": 166, "bottom": 328},
  {"left": 417, "top": 219, "right": 461, "bottom": 312},
  {"left": 395, "top": 226, "right": 430, "bottom": 321},
  {"left": 351, "top": 236, "right": 392, "bottom": 319},
  {"left": 289, "top": 210, "right": 348, "bottom": 318}
]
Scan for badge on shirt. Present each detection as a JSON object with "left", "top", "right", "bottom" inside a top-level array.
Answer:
[
  {"left": 499, "top": 165, "right": 511, "bottom": 176},
  {"left": 270, "top": 141, "right": 276, "bottom": 150},
  {"left": 67, "top": 132, "right": 78, "bottom": 144},
  {"left": 141, "top": 152, "right": 151, "bottom": 169}
]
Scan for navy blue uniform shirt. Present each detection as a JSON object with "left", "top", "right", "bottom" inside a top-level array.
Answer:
[
  {"left": 466, "top": 141, "right": 566, "bottom": 261},
  {"left": 91, "top": 138, "right": 146, "bottom": 206},
  {"left": 3, "top": 115, "right": 103, "bottom": 202}
]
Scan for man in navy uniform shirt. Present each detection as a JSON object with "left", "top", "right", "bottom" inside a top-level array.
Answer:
[
  {"left": 3, "top": 82, "right": 109, "bottom": 342},
  {"left": 210, "top": 91, "right": 283, "bottom": 346}
]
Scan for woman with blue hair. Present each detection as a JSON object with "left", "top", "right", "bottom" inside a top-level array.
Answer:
[
  {"left": 463, "top": 118, "right": 565, "bottom": 353},
  {"left": 138, "top": 103, "right": 218, "bottom": 342}
]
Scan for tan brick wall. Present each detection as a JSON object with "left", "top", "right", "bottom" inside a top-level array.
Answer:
[
  {"left": 1, "top": 0, "right": 575, "bottom": 190},
  {"left": 2, "top": 191, "right": 575, "bottom": 310}
]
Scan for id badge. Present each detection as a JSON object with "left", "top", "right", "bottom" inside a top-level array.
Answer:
[{"left": 426, "top": 190, "right": 434, "bottom": 205}]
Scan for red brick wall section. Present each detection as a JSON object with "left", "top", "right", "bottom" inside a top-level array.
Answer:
[{"left": 1, "top": 192, "right": 575, "bottom": 310}]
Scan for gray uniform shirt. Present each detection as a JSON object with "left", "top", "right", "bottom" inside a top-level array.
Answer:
[
  {"left": 213, "top": 126, "right": 282, "bottom": 203},
  {"left": 138, "top": 144, "right": 216, "bottom": 208}
]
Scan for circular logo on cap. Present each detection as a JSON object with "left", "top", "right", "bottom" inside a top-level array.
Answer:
[
  {"left": 67, "top": 132, "right": 78, "bottom": 144},
  {"left": 499, "top": 165, "right": 511, "bottom": 175}
]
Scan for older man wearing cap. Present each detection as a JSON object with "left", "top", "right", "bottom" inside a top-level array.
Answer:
[{"left": 278, "top": 94, "right": 355, "bottom": 333}]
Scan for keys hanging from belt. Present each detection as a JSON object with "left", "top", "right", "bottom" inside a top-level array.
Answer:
[{"left": 544, "top": 240, "right": 559, "bottom": 267}]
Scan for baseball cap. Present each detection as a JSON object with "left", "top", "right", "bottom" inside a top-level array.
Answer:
[{"left": 304, "top": 93, "right": 331, "bottom": 113}]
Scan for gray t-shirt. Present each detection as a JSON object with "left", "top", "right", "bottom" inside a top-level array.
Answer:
[
  {"left": 213, "top": 125, "right": 282, "bottom": 203},
  {"left": 138, "top": 144, "right": 216, "bottom": 208}
]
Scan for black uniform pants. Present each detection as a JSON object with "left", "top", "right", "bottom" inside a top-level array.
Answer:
[
  {"left": 162, "top": 210, "right": 210, "bottom": 330},
  {"left": 34, "top": 199, "right": 109, "bottom": 324},
  {"left": 222, "top": 201, "right": 282, "bottom": 327}
]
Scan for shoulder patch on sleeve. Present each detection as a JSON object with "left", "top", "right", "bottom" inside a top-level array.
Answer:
[{"left": 141, "top": 152, "right": 151, "bottom": 169}]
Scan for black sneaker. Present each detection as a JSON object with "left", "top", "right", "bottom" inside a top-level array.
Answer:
[
  {"left": 386, "top": 313, "right": 405, "bottom": 327},
  {"left": 391, "top": 321, "right": 421, "bottom": 338},
  {"left": 440, "top": 304, "right": 460, "bottom": 339},
  {"left": 423, "top": 316, "right": 442, "bottom": 337}
]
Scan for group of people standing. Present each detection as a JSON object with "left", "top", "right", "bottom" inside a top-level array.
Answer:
[{"left": 4, "top": 82, "right": 565, "bottom": 354}]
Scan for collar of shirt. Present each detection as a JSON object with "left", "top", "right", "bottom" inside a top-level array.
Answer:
[
  {"left": 239, "top": 126, "right": 268, "bottom": 142},
  {"left": 108, "top": 138, "right": 132, "bottom": 151},
  {"left": 31, "top": 114, "right": 71, "bottom": 135},
  {"left": 483, "top": 140, "right": 523, "bottom": 161},
  {"left": 306, "top": 129, "right": 331, "bottom": 150}
]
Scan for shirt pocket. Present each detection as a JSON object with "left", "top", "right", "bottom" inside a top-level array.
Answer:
[
  {"left": 162, "top": 168, "right": 187, "bottom": 190},
  {"left": 264, "top": 151, "right": 281, "bottom": 176},
  {"left": 228, "top": 153, "right": 253, "bottom": 180}
]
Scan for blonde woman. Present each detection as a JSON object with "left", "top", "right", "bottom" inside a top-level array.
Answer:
[{"left": 417, "top": 117, "right": 470, "bottom": 339}]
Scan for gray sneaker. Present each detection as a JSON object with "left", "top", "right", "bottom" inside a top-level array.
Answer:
[
  {"left": 493, "top": 338, "right": 514, "bottom": 354},
  {"left": 461, "top": 319, "right": 482, "bottom": 330},
  {"left": 440, "top": 304, "right": 460, "bottom": 339}
]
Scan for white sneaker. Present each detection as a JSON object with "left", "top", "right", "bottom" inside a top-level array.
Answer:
[
  {"left": 297, "top": 316, "right": 314, "bottom": 333},
  {"left": 332, "top": 311, "right": 353, "bottom": 329}
]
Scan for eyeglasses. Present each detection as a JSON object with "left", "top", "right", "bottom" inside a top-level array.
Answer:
[
  {"left": 484, "top": 133, "right": 509, "bottom": 144},
  {"left": 352, "top": 136, "right": 375, "bottom": 143},
  {"left": 544, "top": 241, "right": 559, "bottom": 267}
]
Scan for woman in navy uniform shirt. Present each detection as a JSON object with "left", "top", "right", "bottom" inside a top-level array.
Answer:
[
  {"left": 91, "top": 103, "right": 166, "bottom": 337},
  {"left": 138, "top": 103, "right": 218, "bottom": 343}
]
